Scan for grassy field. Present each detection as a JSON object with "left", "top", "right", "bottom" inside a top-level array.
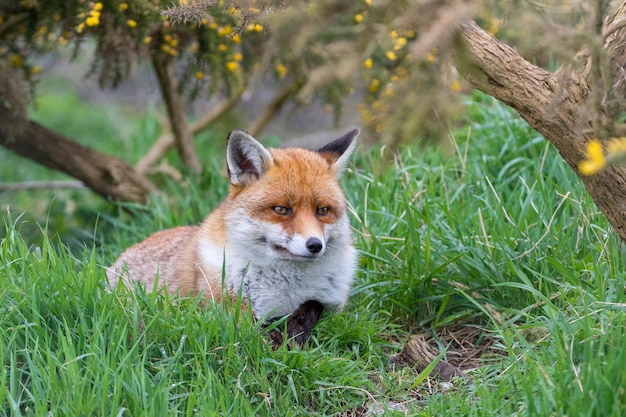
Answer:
[{"left": 1, "top": 90, "right": 626, "bottom": 416}]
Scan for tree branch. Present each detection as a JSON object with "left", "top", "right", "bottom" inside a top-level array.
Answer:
[
  {"left": 455, "top": 4, "right": 626, "bottom": 242},
  {"left": 135, "top": 92, "right": 242, "bottom": 174},
  {"left": 152, "top": 54, "right": 201, "bottom": 172},
  {"left": 0, "top": 120, "right": 155, "bottom": 203}
]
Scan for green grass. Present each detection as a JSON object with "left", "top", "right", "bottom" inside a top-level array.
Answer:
[{"left": 2, "top": 92, "right": 626, "bottom": 415}]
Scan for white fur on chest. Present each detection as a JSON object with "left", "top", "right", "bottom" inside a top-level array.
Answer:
[{"left": 197, "top": 237, "right": 356, "bottom": 319}]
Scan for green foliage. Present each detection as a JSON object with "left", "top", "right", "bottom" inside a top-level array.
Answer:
[
  {"left": 0, "top": 0, "right": 268, "bottom": 96},
  {"left": 2, "top": 94, "right": 626, "bottom": 415}
]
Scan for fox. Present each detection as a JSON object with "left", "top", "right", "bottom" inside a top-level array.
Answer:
[{"left": 107, "top": 128, "right": 359, "bottom": 341}]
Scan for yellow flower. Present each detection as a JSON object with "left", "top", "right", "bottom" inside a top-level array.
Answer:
[
  {"left": 451, "top": 80, "right": 461, "bottom": 92},
  {"left": 76, "top": 22, "right": 85, "bottom": 33},
  {"left": 119, "top": 3, "right": 129, "bottom": 11},
  {"left": 385, "top": 51, "right": 397, "bottom": 61},
  {"left": 231, "top": 33, "right": 241, "bottom": 44},
  {"left": 364, "top": 0, "right": 372, "bottom": 4},
  {"left": 30, "top": 65, "right": 42, "bottom": 74},
  {"left": 127, "top": 19, "right": 137, "bottom": 28},
  {"left": 368, "top": 79, "right": 380, "bottom": 93},
  {"left": 247, "top": 23, "right": 263, "bottom": 32},
  {"left": 196, "top": 71, "right": 204, "bottom": 79},
  {"left": 390, "top": 30, "right": 398, "bottom": 38},
  {"left": 354, "top": 14, "right": 363, "bottom": 23},
  {"left": 86, "top": 15, "right": 100, "bottom": 26},
  {"left": 578, "top": 140, "right": 606, "bottom": 175},
  {"left": 393, "top": 37, "right": 407, "bottom": 50},
  {"left": 11, "top": 54, "right": 24, "bottom": 67},
  {"left": 232, "top": 52, "right": 243, "bottom": 61},
  {"left": 217, "top": 26, "right": 232, "bottom": 37},
  {"left": 363, "top": 58, "right": 373, "bottom": 69},
  {"left": 275, "top": 63, "right": 287, "bottom": 78},
  {"left": 607, "top": 138, "right": 626, "bottom": 155},
  {"left": 225, "top": 61, "right": 239, "bottom": 72},
  {"left": 218, "top": 44, "right": 227, "bottom": 51},
  {"left": 427, "top": 52, "right": 436, "bottom": 63},
  {"left": 143, "top": 36, "right": 152, "bottom": 44},
  {"left": 93, "top": 2, "right": 103, "bottom": 11}
]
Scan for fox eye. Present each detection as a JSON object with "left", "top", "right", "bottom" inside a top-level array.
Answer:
[
  {"left": 316, "top": 207, "right": 330, "bottom": 216},
  {"left": 273, "top": 206, "right": 291, "bottom": 215}
]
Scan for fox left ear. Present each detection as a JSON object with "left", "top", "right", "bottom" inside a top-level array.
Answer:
[
  {"left": 317, "top": 128, "right": 359, "bottom": 178},
  {"left": 226, "top": 130, "right": 274, "bottom": 186}
]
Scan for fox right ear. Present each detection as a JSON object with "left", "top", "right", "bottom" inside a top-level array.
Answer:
[{"left": 226, "top": 130, "right": 274, "bottom": 186}]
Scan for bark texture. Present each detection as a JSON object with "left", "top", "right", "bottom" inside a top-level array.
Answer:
[
  {"left": 0, "top": 120, "right": 155, "bottom": 203},
  {"left": 456, "top": 5, "right": 626, "bottom": 242}
]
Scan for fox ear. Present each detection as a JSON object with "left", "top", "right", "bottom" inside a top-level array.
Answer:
[
  {"left": 317, "top": 128, "right": 359, "bottom": 178},
  {"left": 226, "top": 130, "right": 274, "bottom": 186}
]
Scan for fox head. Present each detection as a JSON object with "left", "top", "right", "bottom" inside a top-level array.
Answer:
[{"left": 223, "top": 129, "right": 359, "bottom": 262}]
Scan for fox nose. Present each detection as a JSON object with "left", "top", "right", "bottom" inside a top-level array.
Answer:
[{"left": 306, "top": 238, "right": 324, "bottom": 254}]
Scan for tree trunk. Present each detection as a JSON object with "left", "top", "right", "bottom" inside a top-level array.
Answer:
[
  {"left": 456, "top": 7, "right": 626, "bottom": 242},
  {"left": 0, "top": 120, "right": 155, "bottom": 203},
  {"left": 152, "top": 54, "right": 202, "bottom": 173}
]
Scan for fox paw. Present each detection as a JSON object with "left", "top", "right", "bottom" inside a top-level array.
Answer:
[{"left": 264, "top": 300, "right": 324, "bottom": 349}]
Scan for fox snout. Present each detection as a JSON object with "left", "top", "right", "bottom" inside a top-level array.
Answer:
[
  {"left": 306, "top": 237, "right": 323, "bottom": 254},
  {"left": 270, "top": 232, "right": 326, "bottom": 260}
]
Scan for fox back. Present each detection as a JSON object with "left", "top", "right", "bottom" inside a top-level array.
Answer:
[{"left": 107, "top": 129, "right": 359, "bottom": 320}]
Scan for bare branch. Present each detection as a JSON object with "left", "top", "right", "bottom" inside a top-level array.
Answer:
[{"left": 152, "top": 54, "right": 201, "bottom": 172}]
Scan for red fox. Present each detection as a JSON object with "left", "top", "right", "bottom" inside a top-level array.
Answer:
[{"left": 107, "top": 129, "right": 359, "bottom": 329}]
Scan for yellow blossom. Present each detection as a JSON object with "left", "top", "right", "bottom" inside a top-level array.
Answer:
[
  {"left": 217, "top": 26, "right": 232, "bottom": 37},
  {"left": 58, "top": 36, "right": 68, "bottom": 46},
  {"left": 390, "top": 30, "right": 398, "bottom": 38},
  {"left": 196, "top": 71, "right": 204, "bottom": 79},
  {"left": 127, "top": 19, "right": 137, "bottom": 28},
  {"left": 93, "top": 2, "right": 103, "bottom": 11},
  {"left": 225, "top": 61, "right": 239, "bottom": 72},
  {"left": 231, "top": 33, "right": 241, "bottom": 44},
  {"left": 427, "top": 52, "right": 436, "bottom": 63},
  {"left": 86, "top": 15, "right": 100, "bottom": 26},
  {"left": 354, "top": 14, "right": 363, "bottom": 23},
  {"left": 578, "top": 140, "right": 606, "bottom": 175},
  {"left": 209, "top": 22, "right": 218, "bottom": 30},
  {"left": 11, "top": 54, "right": 24, "bottom": 67},
  {"left": 363, "top": 58, "right": 373, "bottom": 69},
  {"left": 368, "top": 79, "right": 380, "bottom": 93},
  {"left": 607, "top": 138, "right": 626, "bottom": 155},
  {"left": 143, "top": 36, "right": 152, "bottom": 44},
  {"left": 119, "top": 3, "right": 129, "bottom": 11},
  {"left": 30, "top": 65, "right": 42, "bottom": 74},
  {"left": 275, "top": 63, "right": 287, "bottom": 78},
  {"left": 451, "top": 80, "right": 461, "bottom": 92},
  {"left": 393, "top": 37, "right": 407, "bottom": 51},
  {"left": 364, "top": 0, "right": 372, "bottom": 4},
  {"left": 385, "top": 51, "right": 397, "bottom": 61},
  {"left": 247, "top": 23, "right": 263, "bottom": 32},
  {"left": 76, "top": 23, "right": 85, "bottom": 33},
  {"left": 232, "top": 52, "right": 243, "bottom": 61},
  {"left": 218, "top": 44, "right": 227, "bottom": 51}
]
